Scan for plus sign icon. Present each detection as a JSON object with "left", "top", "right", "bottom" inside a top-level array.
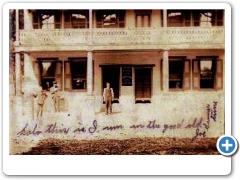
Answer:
[{"left": 217, "top": 135, "right": 238, "bottom": 156}]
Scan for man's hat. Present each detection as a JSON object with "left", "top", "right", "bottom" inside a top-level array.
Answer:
[{"left": 53, "top": 81, "right": 57, "bottom": 84}]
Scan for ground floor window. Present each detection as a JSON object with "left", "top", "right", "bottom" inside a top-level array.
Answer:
[
  {"left": 193, "top": 57, "right": 223, "bottom": 90},
  {"left": 70, "top": 59, "right": 87, "bottom": 90},
  {"left": 36, "top": 58, "right": 61, "bottom": 91},
  {"left": 169, "top": 60, "right": 184, "bottom": 89}
]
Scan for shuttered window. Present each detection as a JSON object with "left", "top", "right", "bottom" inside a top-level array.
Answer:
[
  {"left": 192, "top": 57, "right": 223, "bottom": 90},
  {"left": 168, "top": 57, "right": 191, "bottom": 90}
]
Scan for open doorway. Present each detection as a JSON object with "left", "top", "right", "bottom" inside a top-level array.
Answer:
[{"left": 102, "top": 66, "right": 120, "bottom": 103}]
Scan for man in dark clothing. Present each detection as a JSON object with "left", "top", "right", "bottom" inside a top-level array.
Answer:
[{"left": 103, "top": 82, "right": 114, "bottom": 115}]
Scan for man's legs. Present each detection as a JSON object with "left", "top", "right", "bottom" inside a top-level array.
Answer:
[
  {"left": 37, "top": 104, "right": 43, "bottom": 117},
  {"left": 39, "top": 105, "right": 43, "bottom": 117},
  {"left": 109, "top": 99, "right": 112, "bottom": 114},
  {"left": 105, "top": 100, "right": 109, "bottom": 115}
]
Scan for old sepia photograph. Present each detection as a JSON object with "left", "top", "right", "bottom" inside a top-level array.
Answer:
[{"left": 9, "top": 8, "right": 225, "bottom": 155}]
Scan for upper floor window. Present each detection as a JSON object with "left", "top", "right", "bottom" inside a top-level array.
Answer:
[
  {"left": 96, "top": 10, "right": 125, "bottom": 28},
  {"left": 135, "top": 10, "right": 151, "bottom": 27},
  {"left": 33, "top": 10, "right": 61, "bottom": 29},
  {"left": 167, "top": 10, "right": 190, "bottom": 27},
  {"left": 193, "top": 10, "right": 224, "bottom": 27},
  {"left": 64, "top": 10, "right": 89, "bottom": 29}
]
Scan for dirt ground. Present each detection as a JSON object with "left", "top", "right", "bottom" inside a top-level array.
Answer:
[{"left": 19, "top": 137, "right": 220, "bottom": 155}]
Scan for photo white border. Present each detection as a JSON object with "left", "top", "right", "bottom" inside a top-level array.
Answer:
[{"left": 2, "top": 2, "right": 231, "bottom": 175}]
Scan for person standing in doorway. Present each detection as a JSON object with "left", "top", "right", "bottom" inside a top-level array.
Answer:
[
  {"left": 50, "top": 81, "right": 61, "bottom": 113},
  {"left": 103, "top": 82, "right": 114, "bottom": 115}
]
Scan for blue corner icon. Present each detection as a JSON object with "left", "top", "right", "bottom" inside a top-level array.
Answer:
[{"left": 217, "top": 135, "right": 238, "bottom": 156}]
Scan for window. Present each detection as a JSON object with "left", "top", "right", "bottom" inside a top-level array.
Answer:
[
  {"left": 193, "top": 10, "right": 224, "bottom": 27},
  {"left": 169, "top": 60, "right": 184, "bottom": 89},
  {"left": 33, "top": 10, "right": 61, "bottom": 29},
  {"left": 215, "top": 10, "right": 224, "bottom": 26},
  {"left": 96, "top": 10, "right": 125, "bottom": 28},
  {"left": 200, "top": 60, "right": 215, "bottom": 88},
  {"left": 167, "top": 10, "right": 190, "bottom": 27},
  {"left": 136, "top": 14, "right": 150, "bottom": 27},
  {"left": 168, "top": 57, "right": 191, "bottom": 90},
  {"left": 70, "top": 59, "right": 87, "bottom": 90},
  {"left": 135, "top": 10, "right": 152, "bottom": 27},
  {"left": 64, "top": 10, "right": 89, "bottom": 29},
  {"left": 192, "top": 57, "right": 223, "bottom": 90},
  {"left": 193, "top": 11, "right": 212, "bottom": 27},
  {"left": 37, "top": 59, "right": 62, "bottom": 91}
]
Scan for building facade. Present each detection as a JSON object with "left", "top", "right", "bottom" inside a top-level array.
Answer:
[{"left": 12, "top": 9, "right": 225, "bottom": 138}]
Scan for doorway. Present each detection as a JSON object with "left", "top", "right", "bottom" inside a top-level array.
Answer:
[
  {"left": 135, "top": 68, "right": 152, "bottom": 103},
  {"left": 102, "top": 66, "right": 120, "bottom": 103}
]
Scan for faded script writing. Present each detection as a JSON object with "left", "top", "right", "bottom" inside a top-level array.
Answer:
[{"left": 17, "top": 102, "right": 218, "bottom": 141}]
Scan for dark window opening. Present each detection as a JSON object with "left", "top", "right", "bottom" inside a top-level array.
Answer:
[
  {"left": 70, "top": 59, "right": 87, "bottom": 90},
  {"left": 169, "top": 60, "right": 184, "bottom": 89},
  {"left": 39, "top": 60, "right": 57, "bottom": 91}
]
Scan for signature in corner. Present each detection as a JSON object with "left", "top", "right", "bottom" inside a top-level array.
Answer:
[{"left": 191, "top": 128, "right": 206, "bottom": 142}]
